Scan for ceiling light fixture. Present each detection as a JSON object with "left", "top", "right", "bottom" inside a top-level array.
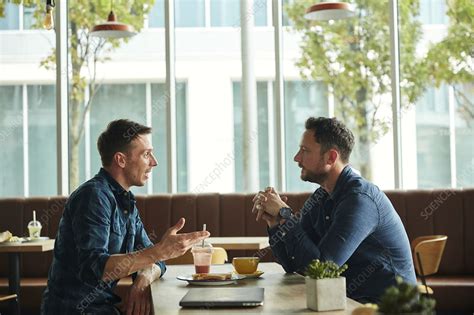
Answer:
[
  {"left": 90, "top": 1, "right": 136, "bottom": 39},
  {"left": 304, "top": 1, "right": 355, "bottom": 21},
  {"left": 43, "top": 0, "right": 55, "bottom": 30}
]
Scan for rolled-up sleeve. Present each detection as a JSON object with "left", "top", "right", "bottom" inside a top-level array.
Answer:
[
  {"left": 134, "top": 214, "right": 167, "bottom": 277},
  {"left": 71, "top": 188, "right": 112, "bottom": 285}
]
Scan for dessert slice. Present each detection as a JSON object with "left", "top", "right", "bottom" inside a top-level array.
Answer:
[{"left": 192, "top": 273, "right": 232, "bottom": 280}]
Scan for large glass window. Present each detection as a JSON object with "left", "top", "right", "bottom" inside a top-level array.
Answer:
[
  {"left": 282, "top": 0, "right": 293, "bottom": 27},
  {"left": 149, "top": 0, "right": 205, "bottom": 28},
  {"left": 0, "top": 3, "right": 19, "bottom": 30},
  {"left": 211, "top": 0, "right": 267, "bottom": 27},
  {"left": 28, "top": 85, "right": 57, "bottom": 196},
  {"left": 89, "top": 84, "right": 148, "bottom": 194},
  {"left": 284, "top": 1, "right": 397, "bottom": 189},
  {"left": 284, "top": 81, "right": 329, "bottom": 192},
  {"left": 23, "top": 4, "right": 37, "bottom": 30},
  {"left": 415, "top": 86, "right": 451, "bottom": 188},
  {"left": 176, "top": 0, "right": 205, "bottom": 27},
  {"left": 151, "top": 82, "right": 188, "bottom": 193},
  {"left": 0, "top": 86, "right": 23, "bottom": 197},
  {"left": 455, "top": 84, "right": 474, "bottom": 188},
  {"left": 148, "top": 0, "right": 164, "bottom": 28},
  {"left": 401, "top": 0, "right": 472, "bottom": 188},
  {"left": 211, "top": 0, "right": 240, "bottom": 27},
  {"left": 1, "top": 1, "right": 56, "bottom": 196},
  {"left": 233, "top": 81, "right": 270, "bottom": 191},
  {"left": 1, "top": 0, "right": 472, "bottom": 198},
  {"left": 419, "top": 0, "right": 447, "bottom": 25}
]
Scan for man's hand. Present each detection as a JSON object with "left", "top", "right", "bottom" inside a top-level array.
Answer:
[
  {"left": 251, "top": 187, "right": 289, "bottom": 228},
  {"left": 154, "top": 218, "right": 210, "bottom": 261},
  {"left": 123, "top": 274, "right": 152, "bottom": 315},
  {"left": 260, "top": 187, "right": 289, "bottom": 216}
]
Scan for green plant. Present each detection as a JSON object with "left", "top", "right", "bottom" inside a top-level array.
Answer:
[
  {"left": 378, "top": 277, "right": 436, "bottom": 314},
  {"left": 305, "top": 259, "right": 348, "bottom": 280}
]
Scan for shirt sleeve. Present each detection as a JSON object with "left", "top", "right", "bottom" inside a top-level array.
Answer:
[
  {"left": 270, "top": 193, "right": 379, "bottom": 273},
  {"left": 134, "top": 212, "right": 167, "bottom": 277},
  {"left": 71, "top": 187, "right": 113, "bottom": 285}
]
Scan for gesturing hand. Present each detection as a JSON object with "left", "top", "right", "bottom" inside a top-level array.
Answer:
[{"left": 155, "top": 218, "right": 210, "bottom": 261}]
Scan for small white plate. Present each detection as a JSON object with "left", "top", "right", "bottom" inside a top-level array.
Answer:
[{"left": 176, "top": 274, "right": 245, "bottom": 286}]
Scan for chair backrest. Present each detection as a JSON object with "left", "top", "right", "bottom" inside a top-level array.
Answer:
[
  {"left": 211, "top": 247, "right": 228, "bottom": 264},
  {"left": 0, "top": 294, "right": 17, "bottom": 302},
  {"left": 412, "top": 235, "right": 448, "bottom": 276}
]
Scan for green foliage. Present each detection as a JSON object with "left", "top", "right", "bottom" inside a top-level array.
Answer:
[
  {"left": 422, "top": 0, "right": 474, "bottom": 122},
  {"left": 305, "top": 259, "right": 348, "bottom": 280},
  {"left": 285, "top": 0, "right": 473, "bottom": 177},
  {"left": 286, "top": 0, "right": 422, "bottom": 137},
  {"left": 1, "top": 0, "right": 155, "bottom": 189},
  {"left": 2, "top": 0, "right": 155, "bottom": 104},
  {"left": 378, "top": 277, "right": 436, "bottom": 314},
  {"left": 423, "top": 0, "right": 473, "bottom": 85}
]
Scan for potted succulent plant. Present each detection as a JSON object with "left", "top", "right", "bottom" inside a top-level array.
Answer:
[
  {"left": 305, "top": 259, "right": 348, "bottom": 311},
  {"left": 377, "top": 277, "right": 436, "bottom": 315}
]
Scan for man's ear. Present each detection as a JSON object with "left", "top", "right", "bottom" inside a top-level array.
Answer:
[
  {"left": 326, "top": 149, "right": 339, "bottom": 166},
  {"left": 114, "top": 152, "right": 127, "bottom": 169}
]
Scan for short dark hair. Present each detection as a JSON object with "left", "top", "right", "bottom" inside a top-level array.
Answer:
[
  {"left": 305, "top": 117, "right": 354, "bottom": 163},
  {"left": 97, "top": 119, "right": 152, "bottom": 167}
]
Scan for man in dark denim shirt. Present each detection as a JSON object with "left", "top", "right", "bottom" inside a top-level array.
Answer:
[
  {"left": 252, "top": 117, "right": 416, "bottom": 303},
  {"left": 41, "top": 120, "right": 209, "bottom": 314}
]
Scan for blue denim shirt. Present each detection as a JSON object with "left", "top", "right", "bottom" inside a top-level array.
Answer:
[
  {"left": 268, "top": 166, "right": 416, "bottom": 303},
  {"left": 41, "top": 168, "right": 166, "bottom": 314}
]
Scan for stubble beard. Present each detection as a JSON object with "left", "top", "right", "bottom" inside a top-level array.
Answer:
[{"left": 300, "top": 165, "right": 328, "bottom": 185}]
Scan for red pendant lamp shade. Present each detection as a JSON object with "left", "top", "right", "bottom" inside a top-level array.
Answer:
[{"left": 90, "top": 11, "right": 136, "bottom": 39}]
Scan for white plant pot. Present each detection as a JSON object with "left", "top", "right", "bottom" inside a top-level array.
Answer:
[{"left": 305, "top": 276, "right": 347, "bottom": 312}]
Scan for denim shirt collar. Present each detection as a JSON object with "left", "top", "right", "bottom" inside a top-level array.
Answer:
[
  {"left": 328, "top": 165, "right": 353, "bottom": 201},
  {"left": 98, "top": 168, "right": 136, "bottom": 208}
]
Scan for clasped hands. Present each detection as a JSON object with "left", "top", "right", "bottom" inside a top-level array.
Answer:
[{"left": 251, "top": 187, "right": 289, "bottom": 228}]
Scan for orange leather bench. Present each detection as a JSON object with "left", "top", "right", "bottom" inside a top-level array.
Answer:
[{"left": 1, "top": 190, "right": 473, "bottom": 314}]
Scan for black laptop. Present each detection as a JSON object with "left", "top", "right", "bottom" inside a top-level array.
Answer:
[{"left": 179, "top": 287, "right": 264, "bottom": 308}]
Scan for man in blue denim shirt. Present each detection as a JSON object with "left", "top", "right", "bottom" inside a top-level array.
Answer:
[
  {"left": 41, "top": 120, "right": 209, "bottom": 314},
  {"left": 252, "top": 117, "right": 416, "bottom": 303}
]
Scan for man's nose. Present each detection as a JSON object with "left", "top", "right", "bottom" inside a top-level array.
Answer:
[
  {"left": 150, "top": 152, "right": 158, "bottom": 166},
  {"left": 294, "top": 150, "right": 301, "bottom": 162}
]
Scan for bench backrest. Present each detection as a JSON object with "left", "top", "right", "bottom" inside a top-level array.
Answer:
[{"left": 1, "top": 189, "right": 472, "bottom": 277}]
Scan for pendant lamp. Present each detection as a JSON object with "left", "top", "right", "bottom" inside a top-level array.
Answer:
[
  {"left": 43, "top": 0, "right": 55, "bottom": 30},
  {"left": 90, "top": 1, "right": 136, "bottom": 39},
  {"left": 304, "top": 1, "right": 355, "bottom": 21}
]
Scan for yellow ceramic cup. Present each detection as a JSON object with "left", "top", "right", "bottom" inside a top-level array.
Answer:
[{"left": 232, "top": 257, "right": 259, "bottom": 274}]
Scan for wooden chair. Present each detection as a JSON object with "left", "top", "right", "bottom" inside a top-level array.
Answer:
[
  {"left": 411, "top": 235, "right": 448, "bottom": 295},
  {"left": 166, "top": 247, "right": 228, "bottom": 265},
  {"left": 0, "top": 294, "right": 19, "bottom": 315},
  {"left": 211, "top": 247, "right": 228, "bottom": 264}
]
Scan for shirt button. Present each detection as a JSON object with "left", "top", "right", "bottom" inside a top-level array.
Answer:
[
  {"left": 291, "top": 256, "right": 295, "bottom": 260},
  {"left": 325, "top": 216, "right": 330, "bottom": 220},
  {"left": 124, "top": 210, "right": 128, "bottom": 215}
]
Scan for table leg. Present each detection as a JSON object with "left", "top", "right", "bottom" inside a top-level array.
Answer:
[{"left": 8, "top": 253, "right": 21, "bottom": 315}]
